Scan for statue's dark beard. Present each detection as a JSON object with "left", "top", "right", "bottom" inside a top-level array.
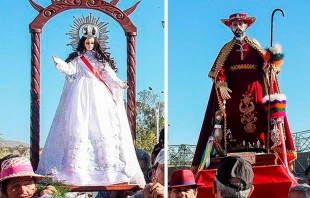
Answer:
[{"left": 233, "top": 29, "right": 245, "bottom": 39}]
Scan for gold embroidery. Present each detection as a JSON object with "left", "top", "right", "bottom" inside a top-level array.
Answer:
[
  {"left": 208, "top": 40, "right": 236, "bottom": 80},
  {"left": 239, "top": 92, "right": 257, "bottom": 133},
  {"left": 230, "top": 64, "right": 257, "bottom": 71},
  {"left": 270, "top": 127, "right": 281, "bottom": 149},
  {"left": 246, "top": 37, "right": 266, "bottom": 59},
  {"left": 272, "top": 146, "right": 297, "bottom": 171},
  {"left": 211, "top": 41, "right": 235, "bottom": 150},
  {"left": 209, "top": 37, "right": 266, "bottom": 80},
  {"left": 272, "top": 146, "right": 297, "bottom": 160}
]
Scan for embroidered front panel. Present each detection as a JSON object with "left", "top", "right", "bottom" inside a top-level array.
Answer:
[
  {"left": 239, "top": 92, "right": 257, "bottom": 133},
  {"left": 230, "top": 64, "right": 257, "bottom": 71}
]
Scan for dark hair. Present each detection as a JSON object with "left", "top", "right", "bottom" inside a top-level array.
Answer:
[
  {"left": 0, "top": 154, "right": 21, "bottom": 169},
  {"left": 305, "top": 165, "right": 310, "bottom": 176},
  {"left": 159, "top": 128, "right": 165, "bottom": 146},
  {"left": 136, "top": 149, "right": 151, "bottom": 169},
  {"left": 151, "top": 143, "right": 163, "bottom": 166},
  {"left": 0, "top": 154, "right": 21, "bottom": 195},
  {"left": 152, "top": 143, "right": 163, "bottom": 157},
  {"left": 136, "top": 149, "right": 151, "bottom": 183},
  {"left": 65, "top": 36, "right": 117, "bottom": 71}
]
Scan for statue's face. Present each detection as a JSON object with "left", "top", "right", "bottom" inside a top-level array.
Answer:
[
  {"left": 84, "top": 37, "right": 95, "bottom": 51},
  {"left": 230, "top": 20, "right": 248, "bottom": 39}
]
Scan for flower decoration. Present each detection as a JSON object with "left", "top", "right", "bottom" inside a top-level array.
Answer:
[{"left": 265, "top": 44, "right": 285, "bottom": 67}]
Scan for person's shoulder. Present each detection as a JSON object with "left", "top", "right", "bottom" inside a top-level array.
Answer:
[
  {"left": 247, "top": 37, "right": 262, "bottom": 47},
  {"left": 217, "top": 39, "right": 235, "bottom": 52},
  {"left": 223, "top": 39, "right": 234, "bottom": 46}
]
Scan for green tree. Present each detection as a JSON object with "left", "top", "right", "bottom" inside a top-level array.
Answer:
[{"left": 136, "top": 88, "right": 164, "bottom": 153}]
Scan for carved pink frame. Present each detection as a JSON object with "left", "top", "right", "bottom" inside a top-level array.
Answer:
[{"left": 29, "top": 0, "right": 139, "bottom": 169}]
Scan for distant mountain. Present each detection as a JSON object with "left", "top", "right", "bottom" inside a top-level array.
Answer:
[{"left": 3, "top": 140, "right": 30, "bottom": 147}]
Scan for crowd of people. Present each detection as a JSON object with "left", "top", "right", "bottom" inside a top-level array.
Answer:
[
  {"left": 168, "top": 157, "right": 310, "bottom": 198},
  {"left": 168, "top": 156, "right": 254, "bottom": 198},
  {"left": 2, "top": 152, "right": 310, "bottom": 198},
  {"left": 287, "top": 166, "right": 310, "bottom": 198}
]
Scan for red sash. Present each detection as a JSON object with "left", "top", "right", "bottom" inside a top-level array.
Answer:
[{"left": 80, "top": 55, "right": 114, "bottom": 97}]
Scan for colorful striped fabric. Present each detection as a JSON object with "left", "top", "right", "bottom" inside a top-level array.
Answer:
[{"left": 263, "top": 93, "right": 286, "bottom": 118}]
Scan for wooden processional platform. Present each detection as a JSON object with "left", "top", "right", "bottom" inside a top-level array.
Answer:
[
  {"left": 67, "top": 183, "right": 142, "bottom": 192},
  {"left": 208, "top": 152, "right": 277, "bottom": 169}
]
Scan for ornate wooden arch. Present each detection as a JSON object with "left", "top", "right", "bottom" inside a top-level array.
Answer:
[{"left": 29, "top": 0, "right": 140, "bottom": 170}]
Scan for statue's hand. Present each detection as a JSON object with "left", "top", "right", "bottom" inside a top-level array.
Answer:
[
  {"left": 39, "top": 185, "right": 57, "bottom": 196},
  {"left": 52, "top": 55, "right": 60, "bottom": 65},
  {"left": 120, "top": 81, "right": 129, "bottom": 89},
  {"left": 219, "top": 85, "right": 232, "bottom": 100},
  {"left": 263, "top": 62, "right": 272, "bottom": 73}
]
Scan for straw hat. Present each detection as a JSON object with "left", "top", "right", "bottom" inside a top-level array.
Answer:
[{"left": 0, "top": 157, "right": 46, "bottom": 183}]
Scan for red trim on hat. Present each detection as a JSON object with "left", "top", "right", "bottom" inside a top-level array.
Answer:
[
  {"left": 1, "top": 165, "right": 34, "bottom": 178},
  {"left": 221, "top": 13, "right": 256, "bottom": 27}
]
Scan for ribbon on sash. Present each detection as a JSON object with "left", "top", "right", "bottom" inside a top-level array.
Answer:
[{"left": 80, "top": 55, "right": 115, "bottom": 101}]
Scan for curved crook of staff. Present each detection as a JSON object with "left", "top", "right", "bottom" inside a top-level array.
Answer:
[
  {"left": 267, "top": 8, "right": 285, "bottom": 152},
  {"left": 270, "top": 8, "right": 285, "bottom": 47}
]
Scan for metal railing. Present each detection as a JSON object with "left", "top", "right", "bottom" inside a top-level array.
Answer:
[
  {"left": 292, "top": 130, "right": 310, "bottom": 177},
  {"left": 168, "top": 144, "right": 196, "bottom": 167},
  {"left": 292, "top": 130, "right": 310, "bottom": 152}
]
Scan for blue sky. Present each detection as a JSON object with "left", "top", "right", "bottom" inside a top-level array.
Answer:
[
  {"left": 0, "top": 1, "right": 164, "bottom": 145},
  {"left": 1, "top": 1, "right": 309, "bottom": 149},
  {"left": 168, "top": 1, "right": 310, "bottom": 145}
]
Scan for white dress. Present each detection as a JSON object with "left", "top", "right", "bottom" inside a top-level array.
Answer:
[{"left": 36, "top": 51, "right": 145, "bottom": 186}]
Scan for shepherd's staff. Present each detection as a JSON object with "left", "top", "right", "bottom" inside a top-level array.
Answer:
[{"left": 267, "top": 8, "right": 285, "bottom": 152}]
